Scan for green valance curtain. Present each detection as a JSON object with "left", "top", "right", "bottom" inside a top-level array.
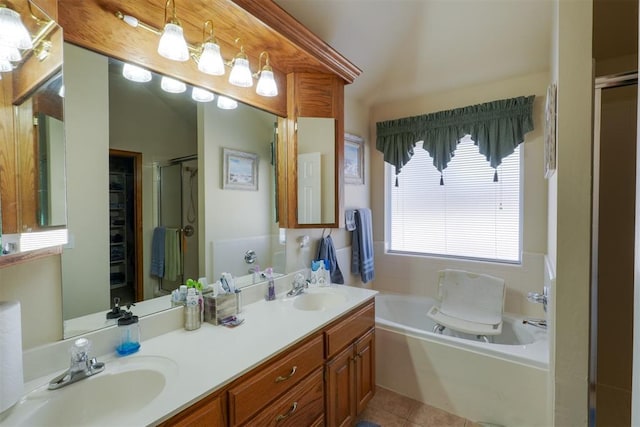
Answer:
[{"left": 376, "top": 95, "right": 535, "bottom": 184}]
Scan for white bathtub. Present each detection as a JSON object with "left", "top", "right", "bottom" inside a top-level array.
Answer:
[{"left": 375, "top": 293, "right": 550, "bottom": 426}]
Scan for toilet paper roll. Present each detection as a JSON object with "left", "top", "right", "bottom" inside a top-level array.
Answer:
[{"left": 0, "top": 301, "right": 24, "bottom": 414}]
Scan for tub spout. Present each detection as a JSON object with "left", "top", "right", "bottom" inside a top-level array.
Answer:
[
  {"left": 433, "top": 324, "right": 445, "bottom": 334},
  {"left": 523, "top": 318, "right": 547, "bottom": 329}
]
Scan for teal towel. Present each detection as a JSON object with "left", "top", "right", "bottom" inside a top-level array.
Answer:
[{"left": 164, "top": 228, "right": 182, "bottom": 282}]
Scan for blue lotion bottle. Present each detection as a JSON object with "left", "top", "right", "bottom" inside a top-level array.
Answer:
[{"left": 116, "top": 308, "right": 140, "bottom": 356}]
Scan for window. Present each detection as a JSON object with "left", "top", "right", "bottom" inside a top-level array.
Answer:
[{"left": 388, "top": 136, "right": 521, "bottom": 263}]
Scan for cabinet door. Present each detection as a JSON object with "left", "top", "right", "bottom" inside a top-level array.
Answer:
[
  {"left": 325, "top": 345, "right": 355, "bottom": 427},
  {"left": 355, "top": 328, "right": 375, "bottom": 415}
]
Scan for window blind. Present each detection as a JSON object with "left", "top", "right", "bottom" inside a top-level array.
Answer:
[{"left": 389, "top": 137, "right": 521, "bottom": 263}]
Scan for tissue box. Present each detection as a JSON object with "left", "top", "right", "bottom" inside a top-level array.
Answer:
[{"left": 204, "top": 292, "right": 239, "bottom": 325}]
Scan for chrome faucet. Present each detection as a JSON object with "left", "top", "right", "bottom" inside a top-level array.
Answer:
[
  {"left": 48, "top": 338, "right": 105, "bottom": 390},
  {"left": 527, "top": 286, "right": 549, "bottom": 312},
  {"left": 523, "top": 318, "right": 547, "bottom": 329},
  {"left": 286, "top": 273, "right": 309, "bottom": 297}
]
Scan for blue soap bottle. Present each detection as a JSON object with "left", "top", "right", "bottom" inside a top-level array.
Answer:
[{"left": 116, "top": 307, "right": 140, "bottom": 356}]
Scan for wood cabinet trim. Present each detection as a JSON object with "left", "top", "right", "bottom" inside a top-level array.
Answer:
[{"left": 230, "top": 0, "right": 361, "bottom": 84}]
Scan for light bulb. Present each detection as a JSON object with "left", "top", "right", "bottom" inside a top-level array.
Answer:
[
  {"left": 157, "top": 23, "right": 189, "bottom": 62},
  {"left": 191, "top": 87, "right": 214, "bottom": 102},
  {"left": 216, "top": 96, "right": 238, "bottom": 110},
  {"left": 228, "top": 57, "right": 253, "bottom": 88},
  {"left": 256, "top": 68, "right": 278, "bottom": 97},
  {"left": 0, "top": 7, "right": 33, "bottom": 50},
  {"left": 198, "top": 42, "right": 225, "bottom": 76},
  {"left": 0, "top": 59, "right": 12, "bottom": 72},
  {"left": 122, "top": 63, "right": 152, "bottom": 82},
  {"left": 161, "top": 76, "right": 186, "bottom": 93},
  {"left": 0, "top": 44, "right": 20, "bottom": 62}
]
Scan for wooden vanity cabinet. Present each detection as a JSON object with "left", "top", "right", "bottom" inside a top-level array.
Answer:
[
  {"left": 160, "top": 299, "right": 375, "bottom": 427},
  {"left": 325, "top": 303, "right": 376, "bottom": 427},
  {"left": 159, "top": 391, "right": 227, "bottom": 427}
]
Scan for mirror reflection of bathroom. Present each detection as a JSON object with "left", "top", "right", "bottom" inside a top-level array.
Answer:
[{"left": 156, "top": 157, "right": 199, "bottom": 294}]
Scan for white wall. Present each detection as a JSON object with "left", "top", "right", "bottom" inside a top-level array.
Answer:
[
  {"left": 552, "top": 0, "right": 593, "bottom": 424},
  {"left": 0, "top": 256, "right": 62, "bottom": 349},
  {"left": 369, "top": 72, "right": 550, "bottom": 317},
  {"left": 61, "top": 44, "right": 110, "bottom": 319}
]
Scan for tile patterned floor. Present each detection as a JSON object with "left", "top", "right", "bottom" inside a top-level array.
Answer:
[{"left": 357, "top": 386, "right": 481, "bottom": 427}]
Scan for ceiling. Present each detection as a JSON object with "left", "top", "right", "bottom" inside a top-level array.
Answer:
[{"left": 274, "top": 0, "right": 553, "bottom": 107}]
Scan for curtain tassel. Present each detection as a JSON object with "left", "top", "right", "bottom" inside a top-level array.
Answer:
[
  {"left": 493, "top": 170, "right": 498, "bottom": 182},
  {"left": 439, "top": 174, "right": 444, "bottom": 186}
]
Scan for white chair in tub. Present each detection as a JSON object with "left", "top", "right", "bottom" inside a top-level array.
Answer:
[{"left": 427, "top": 269, "right": 506, "bottom": 337}]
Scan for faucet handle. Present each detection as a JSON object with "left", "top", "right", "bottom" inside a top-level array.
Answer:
[{"left": 71, "top": 337, "right": 91, "bottom": 362}]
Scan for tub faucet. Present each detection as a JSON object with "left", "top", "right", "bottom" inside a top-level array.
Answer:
[
  {"left": 286, "top": 273, "right": 308, "bottom": 297},
  {"left": 48, "top": 338, "right": 105, "bottom": 390},
  {"left": 527, "top": 286, "right": 549, "bottom": 312},
  {"left": 523, "top": 318, "right": 547, "bottom": 329}
]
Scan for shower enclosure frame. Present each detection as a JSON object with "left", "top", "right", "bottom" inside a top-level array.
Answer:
[{"left": 155, "top": 154, "right": 199, "bottom": 293}]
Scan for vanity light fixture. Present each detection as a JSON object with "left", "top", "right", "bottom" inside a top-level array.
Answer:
[
  {"left": 255, "top": 51, "right": 278, "bottom": 97},
  {"left": 216, "top": 95, "right": 238, "bottom": 110},
  {"left": 191, "top": 86, "right": 214, "bottom": 102},
  {"left": 122, "top": 63, "right": 152, "bottom": 83},
  {"left": 160, "top": 75, "right": 186, "bottom": 93},
  {"left": 157, "top": 0, "right": 189, "bottom": 62},
  {"left": 115, "top": 4, "right": 279, "bottom": 97},
  {"left": 228, "top": 39, "right": 253, "bottom": 88},
  {"left": 196, "top": 21, "right": 224, "bottom": 76},
  {"left": 0, "top": 5, "right": 33, "bottom": 50}
]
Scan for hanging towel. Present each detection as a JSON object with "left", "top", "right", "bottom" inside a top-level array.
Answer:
[
  {"left": 345, "top": 210, "right": 357, "bottom": 231},
  {"left": 164, "top": 228, "right": 183, "bottom": 282},
  {"left": 317, "top": 234, "right": 344, "bottom": 284},
  {"left": 150, "top": 227, "right": 166, "bottom": 278},
  {"left": 351, "top": 208, "right": 375, "bottom": 283}
]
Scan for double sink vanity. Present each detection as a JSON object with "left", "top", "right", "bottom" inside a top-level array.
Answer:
[{"left": 2, "top": 283, "right": 377, "bottom": 426}]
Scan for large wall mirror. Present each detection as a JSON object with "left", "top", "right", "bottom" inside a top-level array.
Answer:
[
  {"left": 62, "top": 43, "right": 286, "bottom": 338},
  {"left": 296, "top": 117, "right": 336, "bottom": 225}
]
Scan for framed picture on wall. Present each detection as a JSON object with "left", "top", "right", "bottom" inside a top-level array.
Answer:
[
  {"left": 223, "top": 148, "right": 258, "bottom": 191},
  {"left": 544, "top": 83, "right": 557, "bottom": 179},
  {"left": 344, "top": 133, "right": 364, "bottom": 185}
]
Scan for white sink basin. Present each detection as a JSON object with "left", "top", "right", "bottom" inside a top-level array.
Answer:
[
  {"left": 292, "top": 288, "right": 348, "bottom": 311},
  {"left": 1, "top": 356, "right": 177, "bottom": 427}
]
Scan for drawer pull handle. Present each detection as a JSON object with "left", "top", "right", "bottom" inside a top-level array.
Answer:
[
  {"left": 275, "top": 366, "right": 297, "bottom": 383},
  {"left": 275, "top": 401, "right": 298, "bottom": 422}
]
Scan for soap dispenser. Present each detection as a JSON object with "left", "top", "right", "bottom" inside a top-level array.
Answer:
[{"left": 116, "top": 305, "right": 140, "bottom": 356}]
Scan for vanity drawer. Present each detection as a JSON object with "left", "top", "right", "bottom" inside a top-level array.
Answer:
[
  {"left": 228, "top": 335, "right": 324, "bottom": 426},
  {"left": 244, "top": 368, "right": 324, "bottom": 427},
  {"left": 325, "top": 300, "right": 375, "bottom": 358}
]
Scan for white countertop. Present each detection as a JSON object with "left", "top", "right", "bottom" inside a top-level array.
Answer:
[{"left": 1, "top": 285, "right": 377, "bottom": 426}]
